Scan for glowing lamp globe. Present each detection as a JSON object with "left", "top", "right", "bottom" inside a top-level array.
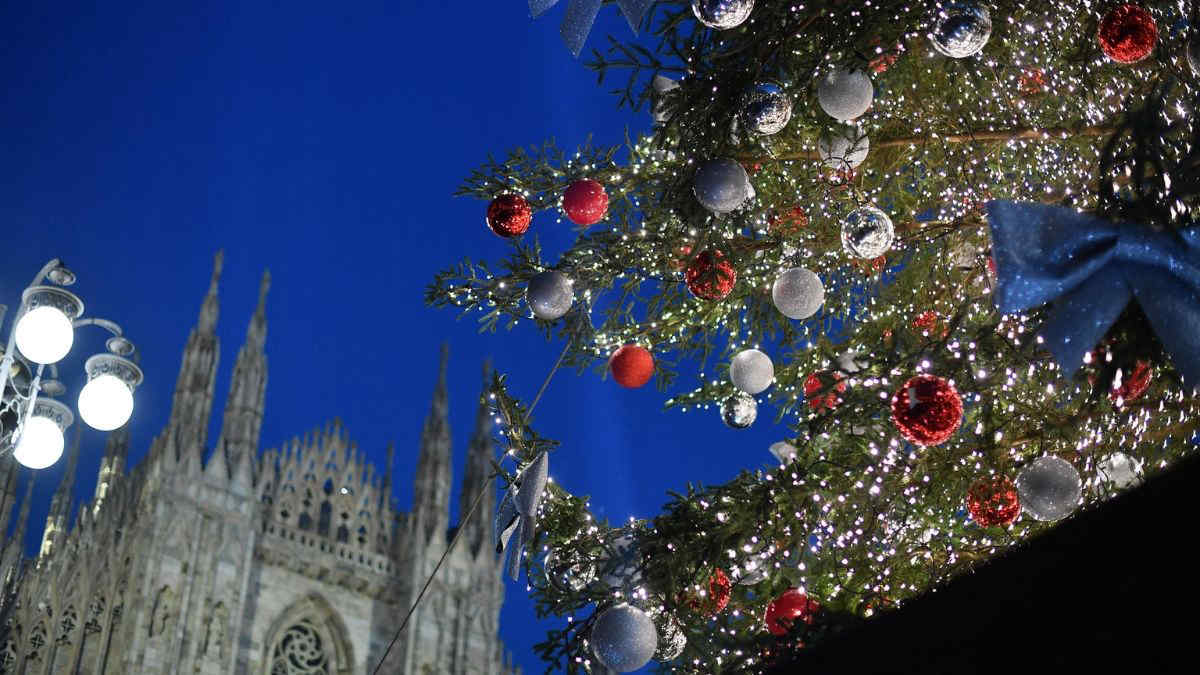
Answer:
[
  {"left": 15, "top": 306, "right": 74, "bottom": 365},
  {"left": 78, "top": 354, "right": 143, "bottom": 431},
  {"left": 12, "top": 400, "right": 73, "bottom": 470}
]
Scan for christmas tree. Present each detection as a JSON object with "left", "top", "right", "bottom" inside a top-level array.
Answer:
[{"left": 426, "top": 2, "right": 1200, "bottom": 672}]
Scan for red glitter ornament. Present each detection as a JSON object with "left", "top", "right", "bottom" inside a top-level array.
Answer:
[
  {"left": 1098, "top": 3, "right": 1157, "bottom": 64},
  {"left": 1110, "top": 360, "right": 1153, "bottom": 403},
  {"left": 912, "top": 310, "right": 949, "bottom": 338},
  {"left": 562, "top": 179, "right": 608, "bottom": 226},
  {"left": 767, "top": 205, "right": 809, "bottom": 237},
  {"left": 764, "top": 588, "right": 820, "bottom": 636},
  {"left": 685, "top": 250, "right": 737, "bottom": 301},
  {"left": 609, "top": 344, "right": 654, "bottom": 388},
  {"left": 804, "top": 371, "right": 846, "bottom": 411},
  {"left": 890, "top": 374, "right": 963, "bottom": 447},
  {"left": 486, "top": 194, "right": 532, "bottom": 237},
  {"left": 1018, "top": 68, "right": 1047, "bottom": 97},
  {"left": 688, "top": 569, "right": 732, "bottom": 616},
  {"left": 966, "top": 475, "right": 1021, "bottom": 527}
]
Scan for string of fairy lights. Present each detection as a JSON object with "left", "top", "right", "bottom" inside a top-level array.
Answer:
[{"left": 425, "top": 1, "right": 1200, "bottom": 672}]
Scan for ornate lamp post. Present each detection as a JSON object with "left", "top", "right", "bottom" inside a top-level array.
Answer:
[{"left": 0, "top": 259, "right": 144, "bottom": 469}]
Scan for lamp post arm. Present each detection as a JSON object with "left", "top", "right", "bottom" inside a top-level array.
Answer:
[
  {"left": 0, "top": 259, "right": 66, "bottom": 401},
  {"left": 72, "top": 317, "right": 123, "bottom": 336}
]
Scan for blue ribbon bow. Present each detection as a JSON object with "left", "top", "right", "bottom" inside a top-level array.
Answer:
[
  {"left": 986, "top": 200, "right": 1200, "bottom": 387},
  {"left": 529, "top": 0, "right": 654, "bottom": 57}
]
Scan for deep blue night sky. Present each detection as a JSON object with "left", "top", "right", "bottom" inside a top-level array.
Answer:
[{"left": 0, "top": 2, "right": 783, "bottom": 670}]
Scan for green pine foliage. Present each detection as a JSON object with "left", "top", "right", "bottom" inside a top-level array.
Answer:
[{"left": 430, "top": 1, "right": 1200, "bottom": 672}]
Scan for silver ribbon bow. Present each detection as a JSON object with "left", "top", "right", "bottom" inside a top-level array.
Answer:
[
  {"left": 495, "top": 450, "right": 550, "bottom": 580},
  {"left": 528, "top": 0, "right": 654, "bottom": 58}
]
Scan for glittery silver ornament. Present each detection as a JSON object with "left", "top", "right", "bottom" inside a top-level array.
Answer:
[
  {"left": 691, "top": 0, "right": 754, "bottom": 30},
  {"left": 1189, "top": 37, "right": 1200, "bottom": 76},
  {"left": 931, "top": 3, "right": 992, "bottom": 59},
  {"left": 768, "top": 440, "right": 797, "bottom": 464},
  {"left": 720, "top": 392, "right": 757, "bottom": 428},
  {"left": 526, "top": 270, "right": 574, "bottom": 321},
  {"left": 739, "top": 82, "right": 792, "bottom": 135},
  {"left": 600, "top": 533, "right": 644, "bottom": 590},
  {"left": 771, "top": 267, "right": 825, "bottom": 320},
  {"left": 816, "top": 68, "right": 874, "bottom": 121},
  {"left": 653, "top": 613, "right": 687, "bottom": 662},
  {"left": 693, "top": 158, "right": 751, "bottom": 213},
  {"left": 841, "top": 205, "right": 895, "bottom": 259},
  {"left": 652, "top": 74, "right": 681, "bottom": 125},
  {"left": 591, "top": 604, "right": 658, "bottom": 673},
  {"left": 836, "top": 351, "right": 867, "bottom": 374},
  {"left": 1016, "top": 456, "right": 1081, "bottom": 522},
  {"left": 1097, "top": 452, "right": 1143, "bottom": 490},
  {"left": 730, "top": 348, "right": 774, "bottom": 394},
  {"left": 817, "top": 126, "right": 870, "bottom": 170},
  {"left": 544, "top": 548, "right": 597, "bottom": 593}
]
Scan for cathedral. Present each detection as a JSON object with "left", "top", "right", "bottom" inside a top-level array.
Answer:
[{"left": 0, "top": 253, "right": 518, "bottom": 674}]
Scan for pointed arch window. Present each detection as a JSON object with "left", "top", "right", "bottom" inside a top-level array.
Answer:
[{"left": 262, "top": 595, "right": 352, "bottom": 675}]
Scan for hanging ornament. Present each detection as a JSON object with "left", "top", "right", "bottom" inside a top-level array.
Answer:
[
  {"left": 730, "top": 348, "right": 774, "bottom": 394},
  {"left": 1018, "top": 68, "right": 1047, "bottom": 97},
  {"left": 803, "top": 371, "right": 846, "bottom": 411},
  {"left": 818, "top": 125, "right": 870, "bottom": 171},
  {"left": 562, "top": 179, "right": 609, "bottom": 226},
  {"left": 685, "top": 250, "right": 737, "bottom": 300},
  {"left": 590, "top": 604, "right": 658, "bottom": 673},
  {"left": 965, "top": 475, "right": 1021, "bottom": 527},
  {"left": 1097, "top": 452, "right": 1144, "bottom": 490},
  {"left": 652, "top": 613, "right": 687, "bottom": 662},
  {"left": 816, "top": 68, "right": 874, "bottom": 121},
  {"left": 687, "top": 569, "right": 732, "bottom": 615},
  {"left": 1016, "top": 456, "right": 1081, "bottom": 522},
  {"left": 772, "top": 267, "right": 825, "bottom": 320},
  {"left": 767, "top": 205, "right": 809, "bottom": 237},
  {"left": 841, "top": 205, "right": 895, "bottom": 259},
  {"left": 890, "top": 374, "right": 963, "bottom": 447},
  {"left": 544, "top": 548, "right": 598, "bottom": 592},
  {"left": 769, "top": 440, "right": 798, "bottom": 464},
  {"left": 912, "top": 310, "right": 948, "bottom": 338},
  {"left": 1098, "top": 3, "right": 1157, "bottom": 64},
  {"left": 526, "top": 271, "right": 574, "bottom": 321},
  {"left": 1109, "top": 360, "right": 1152, "bottom": 404},
  {"left": 494, "top": 451, "right": 550, "bottom": 580},
  {"left": 930, "top": 2, "right": 992, "bottom": 58},
  {"left": 529, "top": 0, "right": 655, "bottom": 58},
  {"left": 1189, "top": 37, "right": 1200, "bottom": 76},
  {"left": 609, "top": 345, "right": 654, "bottom": 388},
  {"left": 739, "top": 82, "right": 792, "bottom": 135},
  {"left": 486, "top": 194, "right": 532, "bottom": 237},
  {"left": 652, "top": 74, "right": 681, "bottom": 124},
  {"left": 600, "top": 532, "right": 644, "bottom": 589},
  {"left": 692, "top": 0, "right": 754, "bottom": 30},
  {"left": 720, "top": 392, "right": 757, "bottom": 429},
  {"left": 764, "top": 588, "right": 820, "bottom": 636},
  {"left": 836, "top": 351, "right": 867, "bottom": 374},
  {"left": 694, "top": 158, "right": 752, "bottom": 213}
]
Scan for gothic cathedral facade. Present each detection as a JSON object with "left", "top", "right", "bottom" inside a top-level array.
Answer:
[{"left": 0, "top": 253, "right": 517, "bottom": 674}]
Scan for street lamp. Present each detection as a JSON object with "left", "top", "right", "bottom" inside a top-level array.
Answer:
[{"left": 1, "top": 259, "right": 145, "bottom": 469}]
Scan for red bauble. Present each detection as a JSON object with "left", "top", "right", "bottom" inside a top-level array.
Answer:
[
  {"left": 562, "top": 179, "right": 608, "bottom": 226},
  {"left": 688, "top": 569, "right": 732, "bottom": 616},
  {"left": 764, "top": 589, "right": 820, "bottom": 636},
  {"left": 486, "top": 194, "right": 532, "bottom": 237},
  {"left": 912, "top": 310, "right": 949, "bottom": 338},
  {"left": 803, "top": 371, "right": 846, "bottom": 411},
  {"left": 1018, "top": 68, "right": 1047, "bottom": 97},
  {"left": 684, "top": 250, "right": 737, "bottom": 300},
  {"left": 890, "top": 374, "right": 963, "bottom": 447},
  {"left": 1110, "top": 360, "right": 1153, "bottom": 403},
  {"left": 1098, "top": 4, "right": 1157, "bottom": 64},
  {"left": 966, "top": 475, "right": 1021, "bottom": 527},
  {"left": 609, "top": 345, "right": 654, "bottom": 388},
  {"left": 767, "top": 205, "right": 809, "bottom": 237}
]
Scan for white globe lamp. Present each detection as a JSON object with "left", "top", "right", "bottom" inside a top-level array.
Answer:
[
  {"left": 13, "top": 399, "right": 73, "bottom": 470},
  {"left": 14, "top": 286, "right": 83, "bottom": 365},
  {"left": 78, "top": 354, "right": 141, "bottom": 431}
]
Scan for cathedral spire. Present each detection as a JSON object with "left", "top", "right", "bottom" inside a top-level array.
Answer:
[
  {"left": 0, "top": 456, "right": 17, "bottom": 537},
  {"left": 165, "top": 251, "right": 223, "bottom": 473},
  {"left": 1, "top": 477, "right": 33, "bottom": 582},
  {"left": 40, "top": 423, "right": 81, "bottom": 559},
  {"left": 215, "top": 269, "right": 269, "bottom": 495},
  {"left": 458, "top": 359, "right": 495, "bottom": 556},
  {"left": 92, "top": 423, "right": 129, "bottom": 517},
  {"left": 412, "top": 343, "right": 452, "bottom": 544}
]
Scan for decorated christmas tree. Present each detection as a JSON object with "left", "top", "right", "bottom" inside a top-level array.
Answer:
[{"left": 426, "top": 1, "right": 1200, "bottom": 672}]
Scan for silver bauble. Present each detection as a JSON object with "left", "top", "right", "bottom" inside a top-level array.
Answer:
[
  {"left": 730, "top": 348, "right": 774, "bottom": 394},
  {"left": 1016, "top": 456, "right": 1081, "bottom": 522},
  {"left": 1189, "top": 38, "right": 1200, "bottom": 76},
  {"left": 1097, "top": 452, "right": 1143, "bottom": 490},
  {"left": 816, "top": 68, "right": 874, "bottom": 121},
  {"left": 771, "top": 267, "right": 825, "bottom": 320},
  {"left": 526, "top": 270, "right": 574, "bottom": 321},
  {"left": 693, "top": 158, "right": 751, "bottom": 213},
  {"left": 931, "top": 3, "right": 992, "bottom": 58},
  {"left": 739, "top": 82, "right": 792, "bottom": 136},
  {"left": 720, "top": 392, "right": 757, "bottom": 429},
  {"left": 591, "top": 604, "right": 658, "bottom": 673},
  {"left": 544, "top": 548, "right": 598, "bottom": 593},
  {"left": 653, "top": 613, "right": 687, "bottom": 662},
  {"left": 836, "top": 351, "right": 867, "bottom": 374},
  {"left": 652, "top": 74, "right": 681, "bottom": 125},
  {"left": 600, "top": 533, "right": 644, "bottom": 590},
  {"left": 692, "top": 0, "right": 754, "bottom": 30},
  {"left": 841, "top": 206, "right": 895, "bottom": 259},
  {"left": 768, "top": 440, "right": 797, "bottom": 464},
  {"left": 817, "top": 126, "right": 870, "bottom": 170}
]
